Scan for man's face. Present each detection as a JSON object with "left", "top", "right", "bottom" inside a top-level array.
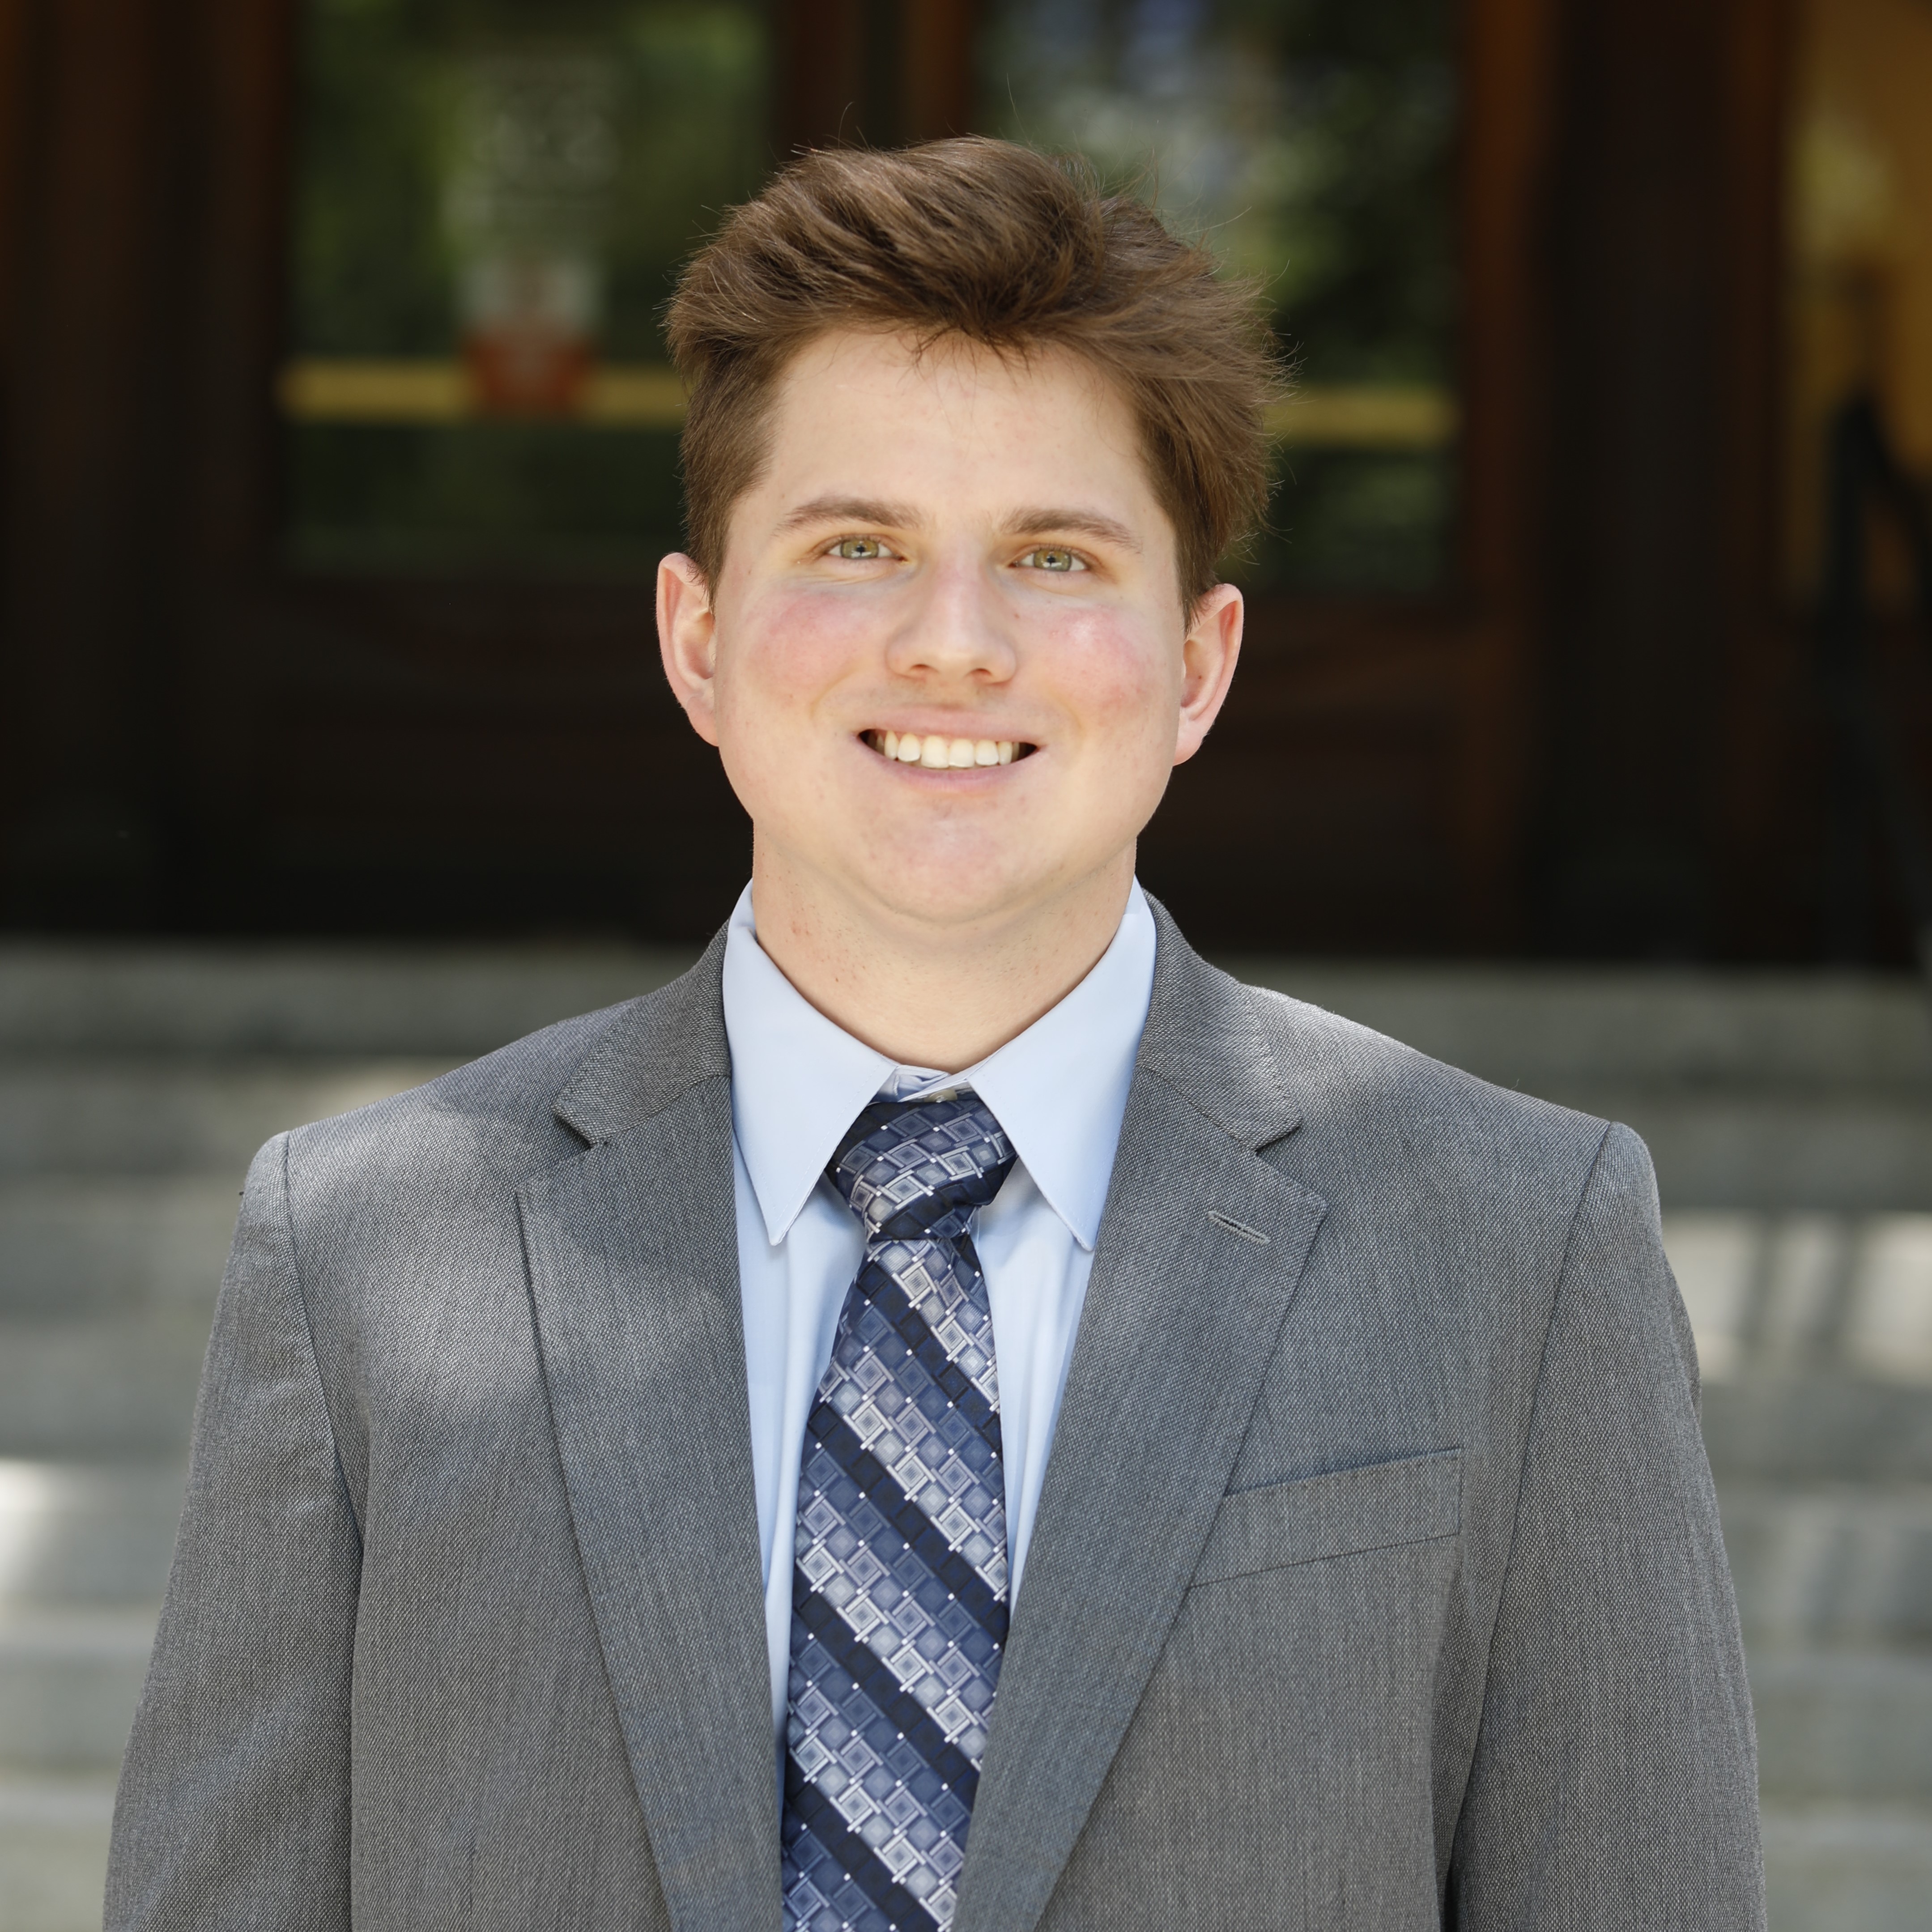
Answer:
[{"left": 658, "top": 328, "right": 1241, "bottom": 939}]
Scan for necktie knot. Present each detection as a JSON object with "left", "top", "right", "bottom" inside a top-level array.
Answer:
[{"left": 826, "top": 1092, "right": 1017, "bottom": 1243}]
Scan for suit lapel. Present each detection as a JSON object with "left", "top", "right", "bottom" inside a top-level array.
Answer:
[
  {"left": 954, "top": 912, "right": 1327, "bottom": 1932},
  {"left": 520, "top": 942, "right": 781, "bottom": 1932}
]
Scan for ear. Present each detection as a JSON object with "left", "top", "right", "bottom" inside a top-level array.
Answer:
[
  {"left": 657, "top": 552, "right": 721, "bottom": 748},
  {"left": 1173, "top": 581, "right": 1243, "bottom": 766}
]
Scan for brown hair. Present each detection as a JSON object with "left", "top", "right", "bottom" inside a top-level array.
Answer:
[{"left": 665, "top": 137, "right": 1283, "bottom": 611}]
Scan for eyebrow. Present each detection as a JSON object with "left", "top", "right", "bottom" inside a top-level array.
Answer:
[
  {"left": 776, "top": 494, "right": 1141, "bottom": 554},
  {"left": 778, "top": 495, "right": 927, "bottom": 535},
  {"left": 998, "top": 506, "right": 1140, "bottom": 552}
]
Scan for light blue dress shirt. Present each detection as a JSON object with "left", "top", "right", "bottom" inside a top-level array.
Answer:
[{"left": 720, "top": 880, "right": 1157, "bottom": 1728}]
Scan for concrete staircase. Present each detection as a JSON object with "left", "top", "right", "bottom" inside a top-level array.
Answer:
[{"left": 2, "top": 944, "right": 1928, "bottom": 1928}]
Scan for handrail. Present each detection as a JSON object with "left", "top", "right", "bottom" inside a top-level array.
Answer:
[{"left": 1817, "top": 393, "right": 1932, "bottom": 987}]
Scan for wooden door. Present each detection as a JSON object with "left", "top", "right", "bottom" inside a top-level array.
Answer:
[{"left": 0, "top": 0, "right": 1795, "bottom": 955}]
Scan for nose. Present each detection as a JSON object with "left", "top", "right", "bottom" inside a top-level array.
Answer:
[{"left": 882, "top": 545, "right": 1018, "bottom": 686}]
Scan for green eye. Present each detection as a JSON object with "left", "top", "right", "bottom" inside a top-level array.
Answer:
[
  {"left": 1021, "top": 546, "right": 1081, "bottom": 572},
  {"left": 832, "top": 536, "right": 886, "bottom": 560}
]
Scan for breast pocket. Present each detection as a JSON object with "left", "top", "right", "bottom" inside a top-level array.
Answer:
[{"left": 1190, "top": 1448, "right": 1463, "bottom": 1587}]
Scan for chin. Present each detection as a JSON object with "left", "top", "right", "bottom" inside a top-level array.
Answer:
[{"left": 852, "top": 854, "right": 1060, "bottom": 933}]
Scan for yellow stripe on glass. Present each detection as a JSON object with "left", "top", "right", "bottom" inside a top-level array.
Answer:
[
  {"left": 1264, "top": 387, "right": 1457, "bottom": 448},
  {"left": 277, "top": 361, "right": 1456, "bottom": 449}
]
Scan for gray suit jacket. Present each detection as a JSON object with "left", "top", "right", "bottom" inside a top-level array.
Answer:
[{"left": 106, "top": 906, "right": 1763, "bottom": 1930}]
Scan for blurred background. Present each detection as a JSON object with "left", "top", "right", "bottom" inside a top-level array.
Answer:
[{"left": 0, "top": 0, "right": 1929, "bottom": 1926}]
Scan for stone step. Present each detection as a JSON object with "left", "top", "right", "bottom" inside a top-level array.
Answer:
[
  {"left": 0, "top": 1642, "right": 1923, "bottom": 1909},
  {"left": 0, "top": 1793, "right": 1916, "bottom": 1932},
  {"left": 1753, "top": 1650, "right": 1932, "bottom": 1804},
  {"left": 14, "top": 1616, "right": 1906, "bottom": 1799},
  {"left": 8, "top": 1454, "right": 1930, "bottom": 1651},
  {"left": 0, "top": 1775, "right": 115, "bottom": 1932},
  {"left": 0, "top": 1609, "right": 152, "bottom": 1774},
  {"left": 1720, "top": 1484, "right": 1932, "bottom": 1649},
  {"left": 7, "top": 1176, "right": 1929, "bottom": 1376},
  {"left": 0, "top": 943, "right": 691, "bottom": 1058},
  {"left": 0, "top": 1179, "right": 238, "bottom": 1323},
  {"left": 4, "top": 1060, "right": 1929, "bottom": 1210},
  {"left": 1760, "top": 1803, "right": 1932, "bottom": 1932},
  {"left": 1234, "top": 959, "right": 1932, "bottom": 1093},
  {"left": 0, "top": 1786, "right": 1915, "bottom": 1932},
  {"left": 0, "top": 1463, "right": 183, "bottom": 1610},
  {"left": 4, "top": 944, "right": 1930, "bottom": 1087},
  {"left": 2, "top": 1329, "right": 1928, "bottom": 1489},
  {"left": 0, "top": 1058, "right": 453, "bottom": 1178},
  {"left": 14, "top": 1455, "right": 1927, "bottom": 1647},
  {"left": 1664, "top": 1214, "right": 1932, "bottom": 1384},
  {"left": 1703, "top": 1376, "right": 1932, "bottom": 1483},
  {"left": 1606, "top": 1098, "right": 1932, "bottom": 1212},
  {"left": 0, "top": 1317, "right": 213, "bottom": 1458}
]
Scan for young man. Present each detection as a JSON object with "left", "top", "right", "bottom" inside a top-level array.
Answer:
[{"left": 107, "top": 140, "right": 1763, "bottom": 1931}]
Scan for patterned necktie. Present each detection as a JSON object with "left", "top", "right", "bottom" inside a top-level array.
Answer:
[{"left": 781, "top": 1091, "right": 1018, "bottom": 1932}]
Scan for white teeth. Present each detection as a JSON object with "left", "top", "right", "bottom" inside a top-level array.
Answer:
[{"left": 871, "top": 730, "right": 1027, "bottom": 767}]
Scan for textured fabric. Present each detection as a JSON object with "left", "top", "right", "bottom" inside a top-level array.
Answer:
[
  {"left": 783, "top": 1094, "right": 1018, "bottom": 1932},
  {"left": 106, "top": 902, "right": 1765, "bottom": 1932},
  {"left": 723, "top": 883, "right": 1155, "bottom": 1722}
]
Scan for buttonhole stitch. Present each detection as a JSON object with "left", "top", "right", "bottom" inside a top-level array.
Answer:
[{"left": 1207, "top": 1210, "right": 1270, "bottom": 1245}]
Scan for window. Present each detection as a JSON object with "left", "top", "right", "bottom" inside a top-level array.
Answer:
[
  {"left": 283, "top": 0, "right": 770, "bottom": 574},
  {"left": 281, "top": 0, "right": 1456, "bottom": 593},
  {"left": 980, "top": 0, "right": 1457, "bottom": 593},
  {"left": 1785, "top": 0, "right": 1932, "bottom": 605}
]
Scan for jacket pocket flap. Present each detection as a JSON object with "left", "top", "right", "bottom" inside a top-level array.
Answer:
[{"left": 1191, "top": 1449, "right": 1463, "bottom": 1586}]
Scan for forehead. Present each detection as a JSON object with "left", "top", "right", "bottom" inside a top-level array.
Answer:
[{"left": 752, "top": 328, "right": 1165, "bottom": 527}]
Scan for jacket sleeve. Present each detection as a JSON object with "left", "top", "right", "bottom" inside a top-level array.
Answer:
[
  {"left": 1449, "top": 1123, "right": 1766, "bottom": 1930},
  {"left": 105, "top": 1133, "right": 360, "bottom": 1930}
]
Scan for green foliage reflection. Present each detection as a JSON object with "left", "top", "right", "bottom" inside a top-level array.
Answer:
[
  {"left": 981, "top": 0, "right": 1457, "bottom": 593},
  {"left": 287, "top": 0, "right": 770, "bottom": 571}
]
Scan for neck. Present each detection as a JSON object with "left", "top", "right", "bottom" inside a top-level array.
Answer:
[{"left": 748, "top": 848, "right": 1136, "bottom": 1071}]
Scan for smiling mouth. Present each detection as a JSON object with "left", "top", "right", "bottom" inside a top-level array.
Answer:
[{"left": 863, "top": 730, "right": 1037, "bottom": 769}]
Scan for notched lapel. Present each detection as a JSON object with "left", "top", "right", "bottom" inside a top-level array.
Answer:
[
  {"left": 954, "top": 1064, "right": 1327, "bottom": 1932},
  {"left": 519, "top": 1075, "right": 780, "bottom": 1932}
]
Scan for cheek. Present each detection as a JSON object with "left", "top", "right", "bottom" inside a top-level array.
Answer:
[
  {"left": 717, "top": 585, "right": 874, "bottom": 726},
  {"left": 1038, "top": 609, "right": 1181, "bottom": 746}
]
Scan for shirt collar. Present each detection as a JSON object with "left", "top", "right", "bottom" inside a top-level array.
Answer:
[{"left": 721, "top": 882, "right": 1156, "bottom": 1251}]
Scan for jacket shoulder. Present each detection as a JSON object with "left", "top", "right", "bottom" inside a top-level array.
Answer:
[
  {"left": 274, "top": 936, "right": 726, "bottom": 1221},
  {"left": 1236, "top": 975, "right": 1621, "bottom": 1196},
  {"left": 276, "top": 997, "right": 635, "bottom": 1200},
  {"left": 1231, "top": 978, "right": 1670, "bottom": 1383}
]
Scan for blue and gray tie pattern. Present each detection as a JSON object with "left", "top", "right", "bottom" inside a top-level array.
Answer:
[{"left": 781, "top": 1092, "right": 1018, "bottom": 1932}]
